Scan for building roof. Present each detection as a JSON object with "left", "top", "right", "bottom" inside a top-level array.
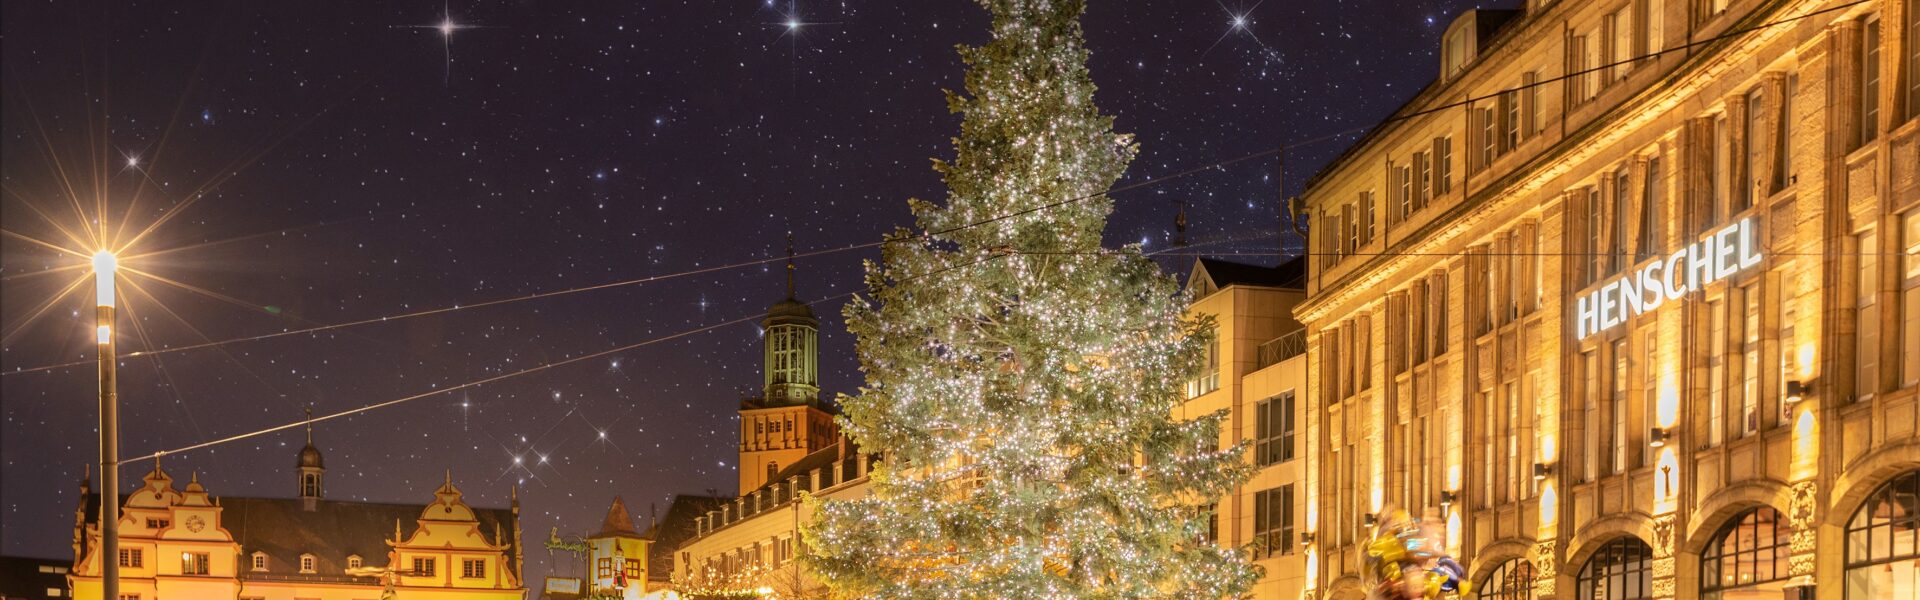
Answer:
[
  {"left": 80, "top": 492, "right": 518, "bottom": 584},
  {"left": 297, "top": 443, "right": 325, "bottom": 469},
  {"left": 642, "top": 494, "right": 729, "bottom": 582},
  {"left": 593, "top": 496, "right": 642, "bottom": 539},
  {"left": 0, "top": 555, "right": 69, "bottom": 599},
  {"left": 1191, "top": 257, "right": 1307, "bottom": 291}
]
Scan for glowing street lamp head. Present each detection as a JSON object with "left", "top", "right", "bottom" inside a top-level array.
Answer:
[{"left": 92, "top": 250, "right": 118, "bottom": 308}]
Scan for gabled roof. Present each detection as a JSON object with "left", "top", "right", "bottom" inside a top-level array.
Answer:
[
  {"left": 594, "top": 496, "right": 642, "bottom": 539},
  {"left": 81, "top": 493, "right": 517, "bottom": 583},
  {"left": 643, "top": 494, "right": 729, "bottom": 582},
  {"left": 1189, "top": 257, "right": 1307, "bottom": 293}
]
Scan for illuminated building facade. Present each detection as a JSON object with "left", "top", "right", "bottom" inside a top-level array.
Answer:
[
  {"left": 65, "top": 432, "right": 524, "bottom": 600},
  {"left": 1294, "top": 1, "right": 1920, "bottom": 599},
  {"left": 670, "top": 267, "right": 876, "bottom": 599},
  {"left": 1183, "top": 258, "right": 1314, "bottom": 600}
]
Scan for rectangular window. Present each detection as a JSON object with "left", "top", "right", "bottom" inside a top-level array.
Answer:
[
  {"left": 626, "top": 558, "right": 642, "bottom": 577},
  {"left": 1777, "top": 75, "right": 1795, "bottom": 192},
  {"left": 182, "top": 552, "right": 209, "bottom": 576},
  {"left": 1187, "top": 339, "right": 1220, "bottom": 398},
  {"left": 1504, "top": 90, "right": 1523, "bottom": 149},
  {"left": 1398, "top": 165, "right": 1415, "bottom": 219},
  {"left": 1256, "top": 391, "right": 1297, "bottom": 465},
  {"left": 1589, "top": 188, "right": 1608, "bottom": 285},
  {"left": 1583, "top": 350, "right": 1600, "bottom": 482},
  {"left": 1709, "top": 297, "right": 1728, "bottom": 447},
  {"left": 1345, "top": 204, "right": 1359, "bottom": 256},
  {"left": 117, "top": 548, "right": 141, "bottom": 568},
  {"left": 1639, "top": 157, "right": 1662, "bottom": 259},
  {"left": 462, "top": 559, "right": 485, "bottom": 579},
  {"left": 1908, "top": 0, "right": 1920, "bottom": 120},
  {"left": 1360, "top": 191, "right": 1376, "bottom": 245},
  {"left": 1864, "top": 16, "right": 1883, "bottom": 145},
  {"left": 1432, "top": 274, "right": 1449, "bottom": 356},
  {"left": 1523, "top": 72, "right": 1542, "bottom": 136},
  {"left": 1859, "top": 229, "right": 1881, "bottom": 400},
  {"left": 1903, "top": 212, "right": 1920, "bottom": 388},
  {"left": 1712, "top": 115, "right": 1729, "bottom": 224},
  {"left": 1737, "top": 88, "right": 1762, "bottom": 213},
  {"left": 413, "top": 557, "right": 436, "bottom": 578},
  {"left": 1436, "top": 136, "right": 1455, "bottom": 194},
  {"left": 1645, "top": 0, "right": 1665, "bottom": 55},
  {"left": 1480, "top": 107, "right": 1498, "bottom": 167},
  {"left": 1613, "top": 169, "right": 1631, "bottom": 275},
  {"left": 1739, "top": 285, "right": 1762, "bottom": 437},
  {"left": 1611, "top": 5, "right": 1634, "bottom": 82},
  {"left": 1252, "top": 486, "right": 1296, "bottom": 558},
  {"left": 1507, "top": 384, "right": 1521, "bottom": 500},
  {"left": 1415, "top": 151, "right": 1432, "bottom": 211},
  {"left": 1612, "top": 339, "right": 1629, "bottom": 474},
  {"left": 1643, "top": 340, "right": 1659, "bottom": 467}
]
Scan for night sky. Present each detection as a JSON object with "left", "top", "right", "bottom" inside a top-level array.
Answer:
[{"left": 2, "top": 0, "right": 1486, "bottom": 584}]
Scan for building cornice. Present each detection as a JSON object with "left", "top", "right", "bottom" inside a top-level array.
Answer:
[{"left": 1297, "top": 0, "right": 1820, "bottom": 324}]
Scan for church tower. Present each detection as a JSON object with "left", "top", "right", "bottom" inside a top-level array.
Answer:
[
  {"left": 737, "top": 235, "right": 838, "bottom": 494},
  {"left": 297, "top": 407, "right": 324, "bottom": 510}
]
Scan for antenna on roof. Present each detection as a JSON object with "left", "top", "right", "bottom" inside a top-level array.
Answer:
[
  {"left": 785, "top": 232, "right": 798, "bottom": 299},
  {"left": 1174, "top": 199, "right": 1189, "bottom": 248}
]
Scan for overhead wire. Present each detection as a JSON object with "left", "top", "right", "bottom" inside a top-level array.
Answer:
[{"left": 5, "top": 0, "right": 1865, "bottom": 376}]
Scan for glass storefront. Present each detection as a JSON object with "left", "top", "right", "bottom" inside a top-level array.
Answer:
[
  {"left": 1848, "top": 469, "right": 1920, "bottom": 600},
  {"left": 1701, "top": 506, "right": 1790, "bottom": 600},
  {"left": 1475, "top": 558, "right": 1534, "bottom": 600},
  {"left": 1577, "top": 537, "right": 1652, "bottom": 600}
]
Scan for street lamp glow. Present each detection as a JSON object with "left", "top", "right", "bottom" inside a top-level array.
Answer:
[{"left": 93, "top": 251, "right": 117, "bottom": 308}]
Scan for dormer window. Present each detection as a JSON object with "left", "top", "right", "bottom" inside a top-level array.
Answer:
[
  {"left": 1442, "top": 26, "right": 1472, "bottom": 78},
  {"left": 299, "top": 554, "right": 317, "bottom": 574},
  {"left": 250, "top": 552, "right": 267, "bottom": 572},
  {"left": 347, "top": 555, "right": 363, "bottom": 570}
]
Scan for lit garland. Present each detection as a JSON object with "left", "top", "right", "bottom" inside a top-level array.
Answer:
[{"left": 801, "top": 0, "right": 1259, "bottom": 597}]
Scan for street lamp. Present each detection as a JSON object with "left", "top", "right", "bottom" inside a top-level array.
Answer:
[{"left": 93, "top": 250, "right": 120, "bottom": 600}]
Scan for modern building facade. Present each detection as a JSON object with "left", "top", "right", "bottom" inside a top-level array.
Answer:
[
  {"left": 65, "top": 427, "right": 525, "bottom": 600},
  {"left": 1295, "top": 1, "right": 1920, "bottom": 600},
  {"left": 1182, "top": 258, "right": 1313, "bottom": 600}
]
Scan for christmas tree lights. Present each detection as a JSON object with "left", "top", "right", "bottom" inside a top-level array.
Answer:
[{"left": 803, "top": 1, "right": 1258, "bottom": 597}]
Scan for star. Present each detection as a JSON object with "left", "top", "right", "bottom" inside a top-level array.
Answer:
[{"left": 395, "top": 1, "right": 492, "bottom": 85}]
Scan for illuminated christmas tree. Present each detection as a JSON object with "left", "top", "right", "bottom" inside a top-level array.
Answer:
[{"left": 804, "top": 1, "right": 1258, "bottom": 597}]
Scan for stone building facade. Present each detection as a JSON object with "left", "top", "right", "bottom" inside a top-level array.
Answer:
[
  {"left": 1294, "top": 1, "right": 1920, "bottom": 599},
  {"left": 1182, "top": 258, "right": 1313, "bottom": 600}
]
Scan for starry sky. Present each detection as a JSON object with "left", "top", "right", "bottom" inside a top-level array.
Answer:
[{"left": 2, "top": 0, "right": 1489, "bottom": 584}]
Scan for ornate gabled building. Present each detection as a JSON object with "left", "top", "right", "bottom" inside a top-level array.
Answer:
[
  {"left": 66, "top": 427, "right": 525, "bottom": 600},
  {"left": 1294, "top": 1, "right": 1920, "bottom": 600}
]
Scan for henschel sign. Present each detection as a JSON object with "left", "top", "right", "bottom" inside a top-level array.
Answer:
[{"left": 1575, "top": 217, "right": 1762, "bottom": 339}]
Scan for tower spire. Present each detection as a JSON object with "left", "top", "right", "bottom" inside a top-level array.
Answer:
[
  {"left": 785, "top": 232, "right": 797, "bottom": 299},
  {"left": 305, "top": 405, "right": 313, "bottom": 445}
]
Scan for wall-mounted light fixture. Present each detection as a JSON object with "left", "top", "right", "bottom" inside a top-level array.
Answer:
[
  {"left": 1300, "top": 532, "right": 1316, "bottom": 546},
  {"left": 1363, "top": 513, "right": 1377, "bottom": 527},
  {"left": 1533, "top": 462, "right": 1552, "bottom": 481},
  {"left": 1785, "top": 380, "right": 1812, "bottom": 404},
  {"left": 1438, "top": 490, "right": 1457, "bottom": 507},
  {"left": 1649, "top": 427, "right": 1669, "bottom": 448}
]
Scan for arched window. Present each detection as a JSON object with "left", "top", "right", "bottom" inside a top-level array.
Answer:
[
  {"left": 1577, "top": 537, "right": 1652, "bottom": 600},
  {"left": 1702, "top": 506, "right": 1791, "bottom": 599},
  {"left": 1476, "top": 557, "right": 1535, "bottom": 600},
  {"left": 1847, "top": 469, "right": 1920, "bottom": 600}
]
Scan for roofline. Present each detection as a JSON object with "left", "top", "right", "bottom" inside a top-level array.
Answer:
[{"left": 1300, "top": 4, "right": 1536, "bottom": 194}]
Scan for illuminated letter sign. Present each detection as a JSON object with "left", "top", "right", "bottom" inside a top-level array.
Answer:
[{"left": 1575, "top": 217, "right": 1762, "bottom": 339}]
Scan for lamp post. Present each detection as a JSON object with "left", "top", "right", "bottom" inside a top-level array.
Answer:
[{"left": 93, "top": 250, "right": 119, "bottom": 600}]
